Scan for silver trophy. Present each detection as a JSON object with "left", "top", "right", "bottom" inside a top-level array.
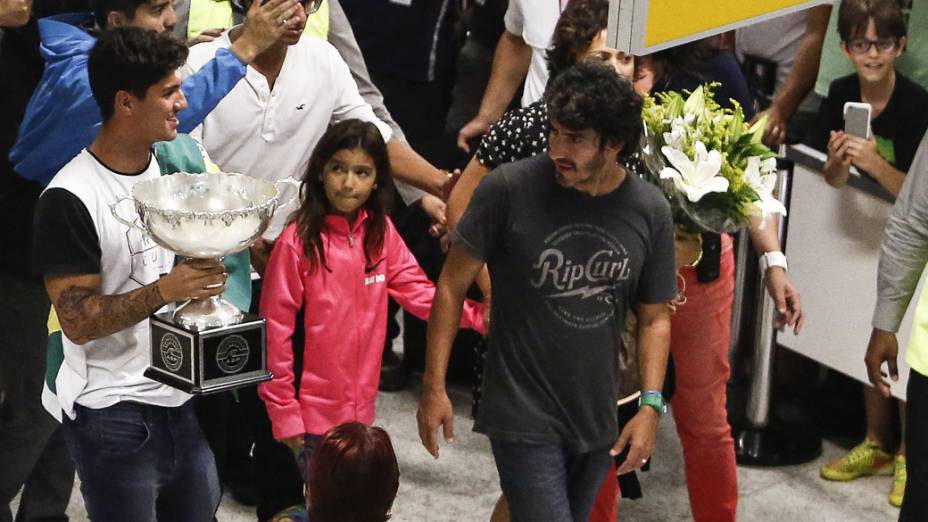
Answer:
[{"left": 110, "top": 171, "right": 298, "bottom": 393}]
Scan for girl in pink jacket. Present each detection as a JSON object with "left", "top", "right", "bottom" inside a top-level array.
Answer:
[{"left": 258, "top": 119, "right": 486, "bottom": 476}]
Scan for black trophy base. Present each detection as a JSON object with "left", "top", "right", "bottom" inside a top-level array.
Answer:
[
  {"left": 733, "top": 421, "right": 822, "bottom": 467},
  {"left": 147, "top": 312, "right": 272, "bottom": 395}
]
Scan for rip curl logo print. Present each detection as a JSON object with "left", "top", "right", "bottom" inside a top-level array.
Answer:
[{"left": 530, "top": 223, "right": 631, "bottom": 329}]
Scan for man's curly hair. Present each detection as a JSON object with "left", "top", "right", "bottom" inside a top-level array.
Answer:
[
  {"left": 546, "top": 0, "right": 609, "bottom": 81},
  {"left": 545, "top": 61, "right": 643, "bottom": 159}
]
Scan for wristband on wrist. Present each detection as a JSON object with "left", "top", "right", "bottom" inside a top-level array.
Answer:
[
  {"left": 638, "top": 390, "right": 667, "bottom": 416},
  {"left": 759, "top": 250, "right": 788, "bottom": 273}
]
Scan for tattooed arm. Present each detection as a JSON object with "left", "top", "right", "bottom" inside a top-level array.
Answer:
[{"left": 45, "top": 259, "right": 227, "bottom": 345}]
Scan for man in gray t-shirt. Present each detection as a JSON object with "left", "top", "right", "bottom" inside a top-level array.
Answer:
[{"left": 417, "top": 62, "right": 677, "bottom": 521}]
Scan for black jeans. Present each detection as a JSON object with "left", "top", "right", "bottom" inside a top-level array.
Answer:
[
  {"left": 902, "top": 369, "right": 928, "bottom": 521},
  {"left": 0, "top": 272, "right": 74, "bottom": 522}
]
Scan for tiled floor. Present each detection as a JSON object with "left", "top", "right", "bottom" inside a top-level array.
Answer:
[{"left": 15, "top": 380, "right": 902, "bottom": 521}]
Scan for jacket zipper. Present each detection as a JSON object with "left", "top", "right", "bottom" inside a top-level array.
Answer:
[{"left": 353, "top": 227, "right": 362, "bottom": 419}]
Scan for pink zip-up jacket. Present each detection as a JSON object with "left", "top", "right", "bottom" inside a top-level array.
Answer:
[{"left": 258, "top": 212, "right": 486, "bottom": 440}]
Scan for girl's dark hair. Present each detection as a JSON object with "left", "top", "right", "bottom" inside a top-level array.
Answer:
[
  {"left": 546, "top": 0, "right": 609, "bottom": 80},
  {"left": 295, "top": 119, "right": 393, "bottom": 273},
  {"left": 837, "top": 0, "right": 907, "bottom": 41},
  {"left": 307, "top": 423, "right": 400, "bottom": 522}
]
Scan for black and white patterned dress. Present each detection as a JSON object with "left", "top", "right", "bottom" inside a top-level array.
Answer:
[{"left": 475, "top": 100, "right": 549, "bottom": 169}]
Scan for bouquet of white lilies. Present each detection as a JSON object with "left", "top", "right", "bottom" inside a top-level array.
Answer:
[{"left": 639, "top": 84, "right": 787, "bottom": 234}]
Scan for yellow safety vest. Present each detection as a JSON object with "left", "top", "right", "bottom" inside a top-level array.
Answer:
[
  {"left": 187, "top": 0, "right": 234, "bottom": 41},
  {"left": 304, "top": 0, "right": 329, "bottom": 40},
  {"left": 187, "top": 0, "right": 329, "bottom": 41},
  {"left": 907, "top": 283, "right": 928, "bottom": 377}
]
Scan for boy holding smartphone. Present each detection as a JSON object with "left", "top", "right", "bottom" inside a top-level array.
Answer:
[
  {"left": 810, "top": 0, "right": 928, "bottom": 508},
  {"left": 808, "top": 0, "right": 928, "bottom": 197}
]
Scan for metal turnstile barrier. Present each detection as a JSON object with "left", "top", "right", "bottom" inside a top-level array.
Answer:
[{"left": 731, "top": 157, "right": 823, "bottom": 466}]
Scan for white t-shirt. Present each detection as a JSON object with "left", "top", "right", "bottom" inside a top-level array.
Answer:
[
  {"left": 35, "top": 150, "right": 187, "bottom": 419},
  {"left": 184, "top": 30, "right": 393, "bottom": 239},
  {"left": 735, "top": 7, "right": 823, "bottom": 114},
  {"left": 504, "top": 0, "right": 567, "bottom": 107}
]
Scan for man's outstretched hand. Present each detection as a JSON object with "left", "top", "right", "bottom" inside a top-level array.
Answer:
[{"left": 417, "top": 385, "right": 455, "bottom": 459}]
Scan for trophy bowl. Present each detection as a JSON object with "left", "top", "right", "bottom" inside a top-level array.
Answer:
[{"left": 111, "top": 172, "right": 298, "bottom": 331}]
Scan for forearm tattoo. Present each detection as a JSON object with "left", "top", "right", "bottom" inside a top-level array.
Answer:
[{"left": 56, "top": 283, "right": 166, "bottom": 343}]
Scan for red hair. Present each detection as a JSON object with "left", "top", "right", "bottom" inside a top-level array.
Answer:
[{"left": 307, "top": 422, "right": 400, "bottom": 522}]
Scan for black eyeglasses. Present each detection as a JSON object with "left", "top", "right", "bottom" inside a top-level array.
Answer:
[{"left": 847, "top": 37, "right": 898, "bottom": 54}]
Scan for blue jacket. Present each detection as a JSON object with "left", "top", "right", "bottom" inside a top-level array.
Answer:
[{"left": 10, "top": 13, "right": 247, "bottom": 186}]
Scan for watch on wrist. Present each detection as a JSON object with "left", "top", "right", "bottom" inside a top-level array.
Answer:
[
  {"left": 638, "top": 390, "right": 667, "bottom": 416},
  {"left": 759, "top": 250, "right": 788, "bottom": 273}
]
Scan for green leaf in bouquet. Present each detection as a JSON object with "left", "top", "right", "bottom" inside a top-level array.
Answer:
[
  {"left": 683, "top": 86, "right": 706, "bottom": 116},
  {"left": 747, "top": 115, "right": 768, "bottom": 144},
  {"left": 662, "top": 93, "right": 685, "bottom": 119},
  {"left": 743, "top": 142, "right": 774, "bottom": 158},
  {"left": 730, "top": 106, "right": 744, "bottom": 142}
]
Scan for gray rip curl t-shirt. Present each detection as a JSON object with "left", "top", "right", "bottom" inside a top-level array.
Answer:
[{"left": 454, "top": 153, "right": 677, "bottom": 452}]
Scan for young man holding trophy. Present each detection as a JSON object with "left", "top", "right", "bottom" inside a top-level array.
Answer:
[{"left": 32, "top": 28, "right": 227, "bottom": 521}]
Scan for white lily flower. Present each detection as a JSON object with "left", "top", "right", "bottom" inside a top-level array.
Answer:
[
  {"left": 745, "top": 157, "right": 785, "bottom": 207},
  {"left": 659, "top": 141, "right": 729, "bottom": 203},
  {"left": 761, "top": 156, "right": 778, "bottom": 176},
  {"left": 751, "top": 193, "right": 788, "bottom": 220},
  {"left": 744, "top": 156, "right": 776, "bottom": 194},
  {"left": 744, "top": 156, "right": 787, "bottom": 221},
  {"left": 662, "top": 117, "right": 688, "bottom": 149}
]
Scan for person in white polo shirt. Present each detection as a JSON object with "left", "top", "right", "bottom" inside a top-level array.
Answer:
[
  {"left": 185, "top": 0, "right": 454, "bottom": 267},
  {"left": 456, "top": 0, "right": 567, "bottom": 151}
]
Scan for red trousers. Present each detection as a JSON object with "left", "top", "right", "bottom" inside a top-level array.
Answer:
[{"left": 589, "top": 236, "right": 737, "bottom": 522}]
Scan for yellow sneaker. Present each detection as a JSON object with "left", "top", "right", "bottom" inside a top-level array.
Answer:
[
  {"left": 820, "top": 439, "right": 894, "bottom": 481},
  {"left": 889, "top": 455, "right": 906, "bottom": 507}
]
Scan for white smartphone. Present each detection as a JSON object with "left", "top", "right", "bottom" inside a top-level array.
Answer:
[{"left": 844, "top": 102, "right": 872, "bottom": 139}]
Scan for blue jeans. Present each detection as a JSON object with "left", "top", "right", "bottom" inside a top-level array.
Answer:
[
  {"left": 62, "top": 401, "right": 220, "bottom": 522},
  {"left": 490, "top": 439, "right": 613, "bottom": 522},
  {"left": 292, "top": 433, "right": 323, "bottom": 484}
]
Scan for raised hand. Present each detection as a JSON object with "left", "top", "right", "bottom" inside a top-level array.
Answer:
[{"left": 230, "top": 0, "right": 301, "bottom": 63}]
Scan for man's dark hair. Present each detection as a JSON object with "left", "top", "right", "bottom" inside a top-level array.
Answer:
[
  {"left": 837, "top": 0, "right": 907, "bottom": 41},
  {"left": 91, "top": 0, "right": 149, "bottom": 29},
  {"left": 88, "top": 27, "right": 188, "bottom": 121},
  {"left": 545, "top": 61, "right": 643, "bottom": 158},
  {"left": 546, "top": 0, "right": 608, "bottom": 80}
]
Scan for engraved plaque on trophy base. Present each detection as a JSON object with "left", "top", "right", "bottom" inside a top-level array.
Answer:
[{"left": 146, "top": 312, "right": 272, "bottom": 394}]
